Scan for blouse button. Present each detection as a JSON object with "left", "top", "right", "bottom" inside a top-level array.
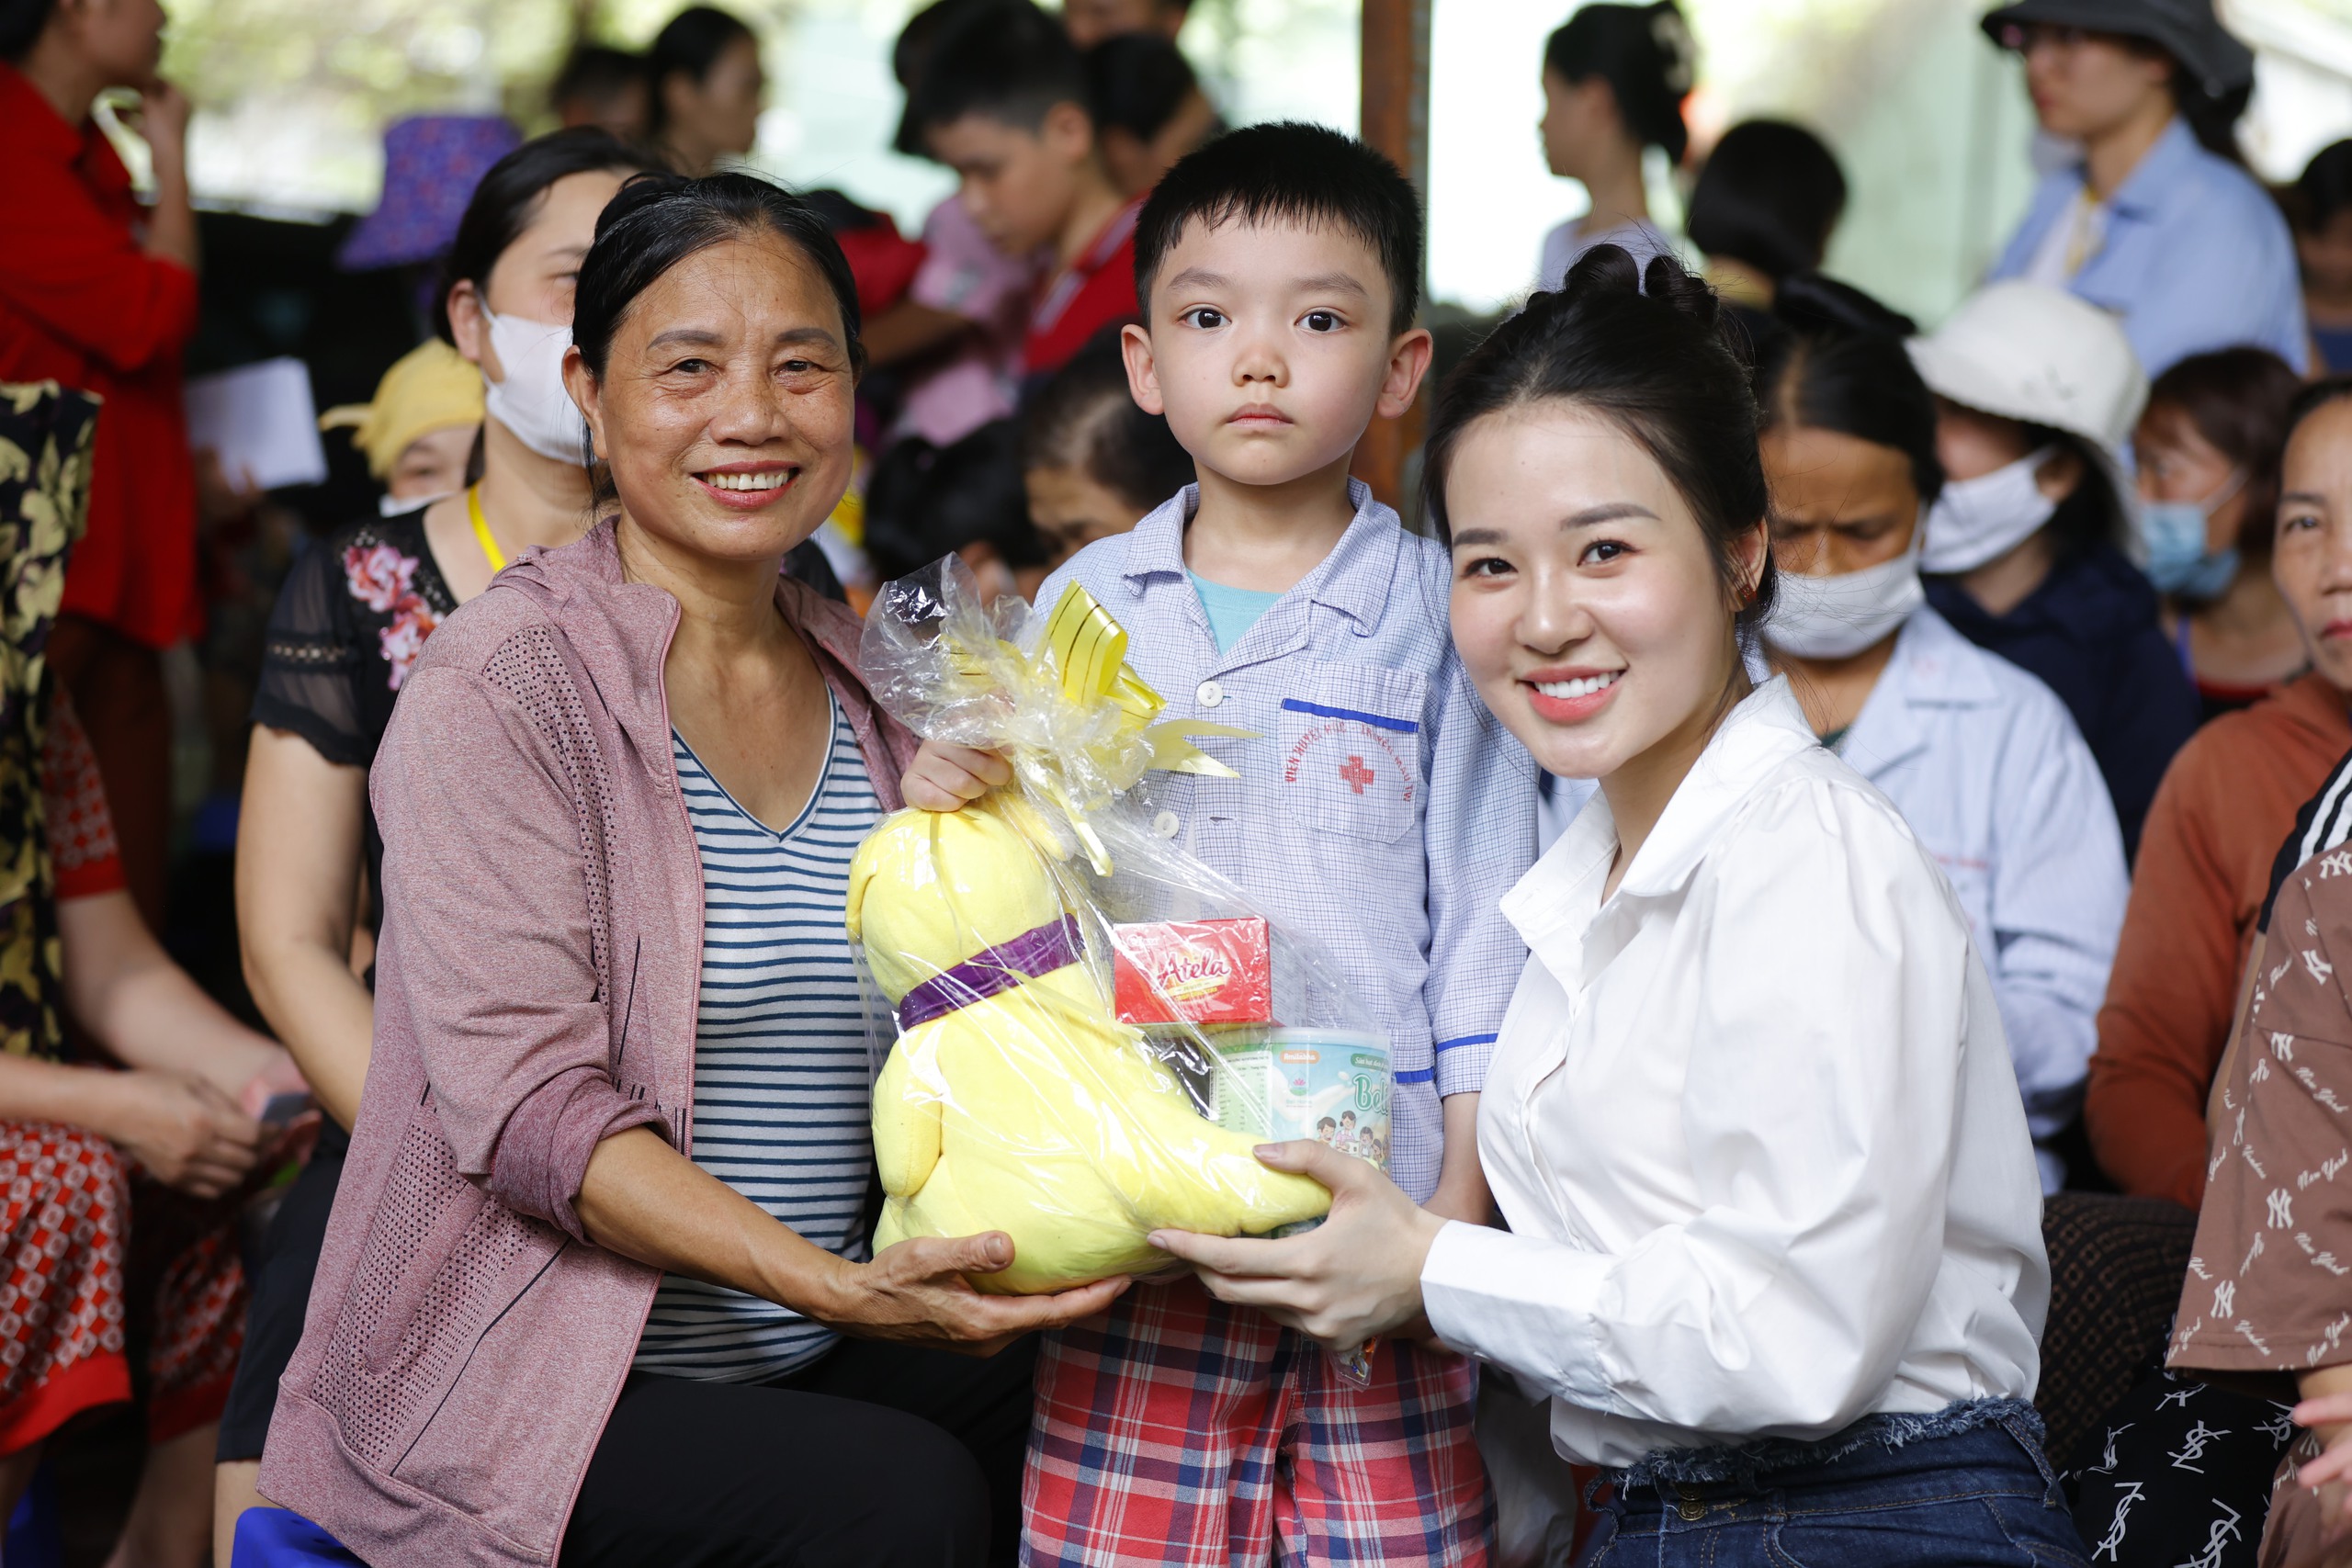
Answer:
[
  {"left": 1196, "top": 680, "right": 1225, "bottom": 708},
  {"left": 1152, "top": 810, "right": 1181, "bottom": 839}
]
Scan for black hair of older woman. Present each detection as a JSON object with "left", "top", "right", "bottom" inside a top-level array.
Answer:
[
  {"left": 2278, "top": 374, "right": 2352, "bottom": 466},
  {"left": 1422, "top": 243, "right": 1774, "bottom": 640},
  {"left": 1687, "top": 120, "right": 1848, "bottom": 285},
  {"left": 2146, "top": 347, "right": 2303, "bottom": 558},
  {"left": 648, "top": 6, "right": 755, "bottom": 138},
  {"left": 435, "top": 127, "right": 660, "bottom": 343},
  {"left": 1544, "top": 1, "right": 1695, "bottom": 164},
  {"left": 1752, "top": 273, "right": 1941, "bottom": 508},
  {"left": 572, "top": 170, "right": 865, "bottom": 382}
]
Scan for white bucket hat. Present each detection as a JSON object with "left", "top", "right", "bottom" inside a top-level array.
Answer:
[{"left": 1907, "top": 281, "right": 2147, "bottom": 528}]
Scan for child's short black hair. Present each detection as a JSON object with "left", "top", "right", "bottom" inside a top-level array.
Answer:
[
  {"left": 905, "top": 1, "right": 1089, "bottom": 141},
  {"left": 1135, "top": 121, "right": 1421, "bottom": 334},
  {"left": 1021, "top": 341, "right": 1194, "bottom": 511}
]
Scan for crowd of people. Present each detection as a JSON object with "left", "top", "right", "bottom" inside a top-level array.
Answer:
[{"left": 13, "top": 0, "right": 2352, "bottom": 1562}]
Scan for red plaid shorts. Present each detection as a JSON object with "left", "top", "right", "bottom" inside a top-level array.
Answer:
[{"left": 1023, "top": 1277, "right": 1493, "bottom": 1566}]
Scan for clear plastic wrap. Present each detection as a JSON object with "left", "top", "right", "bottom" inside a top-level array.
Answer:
[{"left": 844, "top": 558, "right": 1394, "bottom": 1298}]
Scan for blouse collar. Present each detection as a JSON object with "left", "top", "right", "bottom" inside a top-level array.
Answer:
[{"left": 1502, "top": 676, "right": 1821, "bottom": 969}]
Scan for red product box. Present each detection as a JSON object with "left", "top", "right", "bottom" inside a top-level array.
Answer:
[{"left": 1112, "top": 917, "right": 1273, "bottom": 1026}]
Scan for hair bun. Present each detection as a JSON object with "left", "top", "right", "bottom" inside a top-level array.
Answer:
[
  {"left": 1550, "top": 244, "right": 1720, "bottom": 334},
  {"left": 1773, "top": 272, "right": 1917, "bottom": 341},
  {"left": 1559, "top": 242, "right": 1645, "bottom": 300},
  {"left": 1644, "top": 254, "right": 1719, "bottom": 331}
]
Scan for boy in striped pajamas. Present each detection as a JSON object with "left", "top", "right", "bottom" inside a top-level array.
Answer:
[{"left": 903, "top": 121, "right": 1536, "bottom": 1566}]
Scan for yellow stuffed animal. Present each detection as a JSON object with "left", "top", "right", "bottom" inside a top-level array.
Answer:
[{"left": 845, "top": 796, "right": 1331, "bottom": 1294}]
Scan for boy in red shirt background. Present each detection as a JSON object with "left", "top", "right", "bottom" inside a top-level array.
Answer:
[{"left": 909, "top": 2, "right": 1141, "bottom": 383}]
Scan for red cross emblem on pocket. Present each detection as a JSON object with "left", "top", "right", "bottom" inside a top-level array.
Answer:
[{"left": 1340, "top": 755, "right": 1374, "bottom": 795}]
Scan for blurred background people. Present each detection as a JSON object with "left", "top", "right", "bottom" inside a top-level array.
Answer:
[
  {"left": 1981, "top": 0, "right": 2305, "bottom": 377},
  {"left": 864, "top": 417, "right": 1047, "bottom": 600},
  {"left": 1086, "top": 32, "right": 1217, "bottom": 197},
  {"left": 315, "top": 338, "right": 484, "bottom": 514},
  {"left": 865, "top": 0, "right": 1042, "bottom": 452},
  {"left": 649, "top": 5, "right": 763, "bottom": 175},
  {"left": 1909, "top": 279, "right": 2196, "bottom": 857},
  {"left": 2086, "top": 379, "right": 2352, "bottom": 1211},
  {"left": 334, "top": 115, "right": 522, "bottom": 279},
  {"left": 865, "top": 1, "right": 1039, "bottom": 453},
  {"left": 2295, "top": 139, "right": 2352, "bottom": 375},
  {"left": 1755, "top": 275, "right": 2125, "bottom": 1191},
  {"left": 1020, "top": 338, "right": 1193, "bottom": 568},
  {"left": 550, "top": 41, "right": 650, "bottom": 141},
  {"left": 1533, "top": 0, "right": 1692, "bottom": 290},
  {"left": 1, "top": 0, "right": 200, "bottom": 932},
  {"left": 910, "top": 1, "right": 1138, "bottom": 383},
  {"left": 1683, "top": 118, "right": 1847, "bottom": 325},
  {"left": 1061, "top": 0, "right": 1187, "bottom": 50},
  {"left": 2132, "top": 346, "right": 2305, "bottom": 721},
  {"left": 0, "top": 382, "right": 301, "bottom": 1568}
]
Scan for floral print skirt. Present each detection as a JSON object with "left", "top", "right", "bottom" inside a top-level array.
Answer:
[{"left": 0, "top": 1118, "right": 246, "bottom": 1453}]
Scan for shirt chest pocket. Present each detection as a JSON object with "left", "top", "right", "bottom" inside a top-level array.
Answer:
[{"left": 1275, "top": 664, "right": 1427, "bottom": 844}]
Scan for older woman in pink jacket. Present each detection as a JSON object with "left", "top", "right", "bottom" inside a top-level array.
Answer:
[{"left": 254, "top": 172, "right": 1122, "bottom": 1568}]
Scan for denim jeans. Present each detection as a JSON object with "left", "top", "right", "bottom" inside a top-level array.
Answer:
[{"left": 1579, "top": 1414, "right": 2090, "bottom": 1566}]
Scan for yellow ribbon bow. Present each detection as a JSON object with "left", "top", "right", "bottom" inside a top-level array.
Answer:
[{"left": 1018, "top": 582, "right": 1254, "bottom": 872}]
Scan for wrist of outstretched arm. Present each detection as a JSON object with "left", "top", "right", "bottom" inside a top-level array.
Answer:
[{"left": 764, "top": 1236, "right": 865, "bottom": 1325}]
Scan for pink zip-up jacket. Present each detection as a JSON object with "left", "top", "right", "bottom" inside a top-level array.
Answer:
[{"left": 256, "top": 522, "right": 917, "bottom": 1567}]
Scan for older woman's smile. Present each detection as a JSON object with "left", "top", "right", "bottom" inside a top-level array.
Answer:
[{"left": 695, "top": 461, "right": 798, "bottom": 506}]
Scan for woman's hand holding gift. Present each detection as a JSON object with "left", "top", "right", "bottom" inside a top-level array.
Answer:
[
  {"left": 902, "top": 740, "right": 1012, "bottom": 811},
  {"left": 1150, "top": 1139, "right": 1452, "bottom": 1351}
]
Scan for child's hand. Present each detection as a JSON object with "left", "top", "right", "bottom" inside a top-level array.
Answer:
[{"left": 902, "top": 740, "right": 1012, "bottom": 811}]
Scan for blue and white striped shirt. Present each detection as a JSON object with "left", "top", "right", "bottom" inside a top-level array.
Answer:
[
  {"left": 633, "top": 694, "right": 883, "bottom": 1382},
  {"left": 1035, "top": 479, "right": 1540, "bottom": 1202}
]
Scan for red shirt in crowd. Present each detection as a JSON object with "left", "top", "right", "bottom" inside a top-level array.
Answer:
[
  {"left": 1023, "top": 196, "right": 1142, "bottom": 378},
  {"left": 0, "top": 63, "right": 201, "bottom": 649}
]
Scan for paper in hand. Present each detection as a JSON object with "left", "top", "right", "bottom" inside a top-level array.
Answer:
[{"left": 183, "top": 356, "right": 328, "bottom": 492}]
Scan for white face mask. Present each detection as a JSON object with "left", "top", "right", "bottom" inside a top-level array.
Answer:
[
  {"left": 481, "top": 308, "right": 588, "bottom": 465},
  {"left": 1766, "top": 531, "right": 1925, "bottom": 661},
  {"left": 379, "top": 488, "right": 456, "bottom": 517},
  {"left": 1918, "top": 447, "right": 2059, "bottom": 574}
]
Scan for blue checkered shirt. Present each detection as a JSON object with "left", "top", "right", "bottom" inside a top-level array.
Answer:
[{"left": 1037, "top": 479, "right": 1539, "bottom": 1201}]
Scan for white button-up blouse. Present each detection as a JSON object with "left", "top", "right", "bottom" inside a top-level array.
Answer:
[{"left": 1420, "top": 679, "right": 2050, "bottom": 1470}]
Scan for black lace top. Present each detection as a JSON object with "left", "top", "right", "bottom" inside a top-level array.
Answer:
[{"left": 251, "top": 507, "right": 457, "bottom": 936}]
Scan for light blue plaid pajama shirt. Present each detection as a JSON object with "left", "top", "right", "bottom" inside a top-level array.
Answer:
[{"left": 1035, "top": 479, "right": 1539, "bottom": 1202}]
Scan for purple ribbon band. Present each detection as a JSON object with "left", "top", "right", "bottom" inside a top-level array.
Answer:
[{"left": 894, "top": 916, "right": 1084, "bottom": 1029}]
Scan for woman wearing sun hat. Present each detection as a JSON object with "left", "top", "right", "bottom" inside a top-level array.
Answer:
[
  {"left": 1981, "top": 0, "right": 2305, "bottom": 377},
  {"left": 1910, "top": 279, "right": 2199, "bottom": 858}
]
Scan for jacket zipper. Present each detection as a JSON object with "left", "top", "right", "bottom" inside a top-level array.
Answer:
[{"left": 648, "top": 592, "right": 701, "bottom": 1153}]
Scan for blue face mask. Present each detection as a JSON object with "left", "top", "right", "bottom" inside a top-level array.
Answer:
[{"left": 2139, "top": 470, "right": 2246, "bottom": 601}]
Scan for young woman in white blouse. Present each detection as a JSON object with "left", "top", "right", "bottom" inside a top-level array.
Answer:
[{"left": 1154, "top": 246, "right": 2083, "bottom": 1564}]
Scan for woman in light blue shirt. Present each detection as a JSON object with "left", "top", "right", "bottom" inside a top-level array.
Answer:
[
  {"left": 1758, "top": 276, "right": 2127, "bottom": 1192},
  {"left": 1982, "top": 0, "right": 2305, "bottom": 376}
]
